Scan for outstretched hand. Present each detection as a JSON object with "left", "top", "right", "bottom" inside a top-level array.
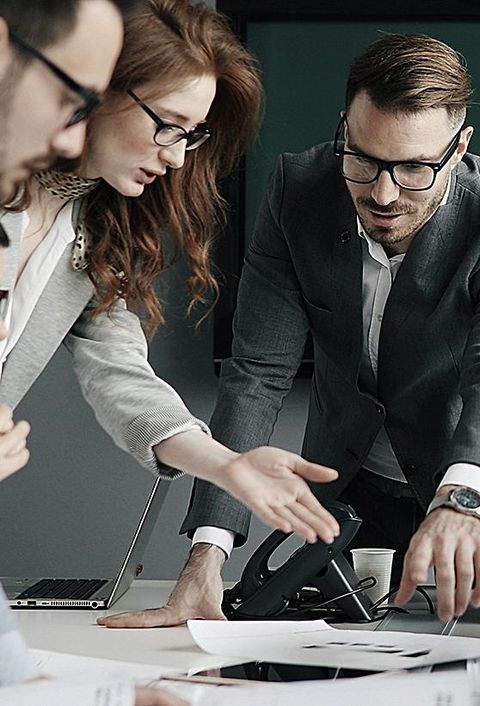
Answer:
[
  {"left": 155, "top": 431, "right": 340, "bottom": 543},
  {"left": 214, "top": 446, "right": 340, "bottom": 543}
]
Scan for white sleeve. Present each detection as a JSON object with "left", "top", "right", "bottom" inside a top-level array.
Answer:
[
  {"left": 0, "top": 630, "right": 38, "bottom": 686},
  {"left": 192, "top": 527, "right": 235, "bottom": 558},
  {"left": 437, "top": 463, "right": 480, "bottom": 493},
  {"left": 0, "top": 585, "right": 37, "bottom": 686},
  {"left": 0, "top": 679, "right": 134, "bottom": 706}
]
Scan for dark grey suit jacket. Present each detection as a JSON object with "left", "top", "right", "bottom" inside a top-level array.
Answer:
[{"left": 181, "top": 142, "right": 480, "bottom": 545}]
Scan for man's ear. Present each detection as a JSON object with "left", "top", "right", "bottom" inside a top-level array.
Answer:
[
  {"left": 0, "top": 18, "right": 12, "bottom": 82},
  {"left": 452, "top": 125, "right": 474, "bottom": 166}
]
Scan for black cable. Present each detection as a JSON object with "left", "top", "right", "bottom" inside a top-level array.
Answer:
[
  {"left": 370, "top": 584, "right": 435, "bottom": 614},
  {"left": 415, "top": 585, "right": 435, "bottom": 615}
]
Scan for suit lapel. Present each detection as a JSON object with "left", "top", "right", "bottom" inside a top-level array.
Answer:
[
  {"left": 330, "top": 199, "right": 364, "bottom": 383},
  {"left": 378, "top": 194, "right": 457, "bottom": 384},
  {"left": 0, "top": 247, "right": 94, "bottom": 408}
]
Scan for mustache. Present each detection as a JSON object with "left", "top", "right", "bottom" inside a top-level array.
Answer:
[{"left": 356, "top": 197, "right": 415, "bottom": 215}]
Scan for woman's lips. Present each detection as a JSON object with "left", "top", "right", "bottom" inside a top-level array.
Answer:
[{"left": 139, "top": 169, "right": 158, "bottom": 184}]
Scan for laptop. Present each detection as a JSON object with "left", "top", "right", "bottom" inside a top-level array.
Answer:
[{"left": 1, "top": 476, "right": 169, "bottom": 609}]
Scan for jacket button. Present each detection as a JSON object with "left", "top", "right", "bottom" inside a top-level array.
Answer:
[
  {"left": 340, "top": 231, "right": 351, "bottom": 243},
  {"left": 375, "top": 404, "right": 383, "bottom": 414},
  {"left": 405, "top": 464, "right": 416, "bottom": 473}
]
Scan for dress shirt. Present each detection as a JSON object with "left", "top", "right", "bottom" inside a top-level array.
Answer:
[
  {"left": 0, "top": 204, "right": 76, "bottom": 379},
  {"left": 193, "top": 176, "right": 480, "bottom": 556}
]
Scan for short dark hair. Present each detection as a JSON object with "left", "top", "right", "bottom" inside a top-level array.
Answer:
[
  {"left": 346, "top": 33, "right": 472, "bottom": 128},
  {"left": 0, "top": 0, "right": 138, "bottom": 51}
]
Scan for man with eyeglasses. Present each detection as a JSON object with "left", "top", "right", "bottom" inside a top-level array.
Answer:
[
  {"left": 140, "top": 32, "right": 480, "bottom": 630},
  {"left": 0, "top": 0, "right": 126, "bottom": 490},
  {"left": 0, "top": 0, "right": 127, "bottom": 202}
]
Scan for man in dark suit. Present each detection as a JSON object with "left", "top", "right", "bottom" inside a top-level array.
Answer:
[{"left": 101, "top": 33, "right": 480, "bottom": 628}]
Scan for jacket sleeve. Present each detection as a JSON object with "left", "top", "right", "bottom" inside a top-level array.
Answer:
[
  {"left": 439, "top": 290, "right": 480, "bottom": 480},
  {"left": 64, "top": 298, "right": 210, "bottom": 478},
  {"left": 181, "top": 155, "right": 311, "bottom": 544}
]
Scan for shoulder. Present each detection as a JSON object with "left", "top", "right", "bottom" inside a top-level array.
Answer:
[
  {"left": 455, "top": 153, "right": 480, "bottom": 198},
  {"left": 269, "top": 142, "right": 343, "bottom": 202},
  {"left": 279, "top": 142, "right": 338, "bottom": 179}
]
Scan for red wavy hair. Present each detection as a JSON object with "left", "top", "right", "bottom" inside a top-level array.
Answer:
[{"left": 82, "top": 0, "right": 263, "bottom": 336}]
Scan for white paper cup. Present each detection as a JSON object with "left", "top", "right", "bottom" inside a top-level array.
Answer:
[{"left": 351, "top": 548, "right": 396, "bottom": 606}]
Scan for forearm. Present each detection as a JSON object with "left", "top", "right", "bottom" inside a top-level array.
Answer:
[
  {"left": 184, "top": 542, "right": 227, "bottom": 575},
  {"left": 154, "top": 429, "right": 238, "bottom": 487}
]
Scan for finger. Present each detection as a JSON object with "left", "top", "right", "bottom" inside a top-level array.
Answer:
[
  {"left": 395, "top": 540, "right": 433, "bottom": 607},
  {"left": 454, "top": 540, "right": 475, "bottom": 617},
  {"left": 97, "top": 607, "right": 176, "bottom": 628},
  {"left": 7, "top": 439, "right": 29, "bottom": 458},
  {"left": 433, "top": 542, "right": 456, "bottom": 622},
  {"left": 0, "top": 421, "right": 30, "bottom": 455},
  {"left": 288, "top": 457, "right": 338, "bottom": 483},
  {"left": 277, "top": 501, "right": 338, "bottom": 544},
  {"left": 272, "top": 505, "right": 319, "bottom": 543},
  {"left": 247, "top": 502, "right": 294, "bottom": 535},
  {"left": 135, "top": 686, "right": 189, "bottom": 706},
  {"left": 0, "top": 448, "right": 30, "bottom": 482},
  {"left": 471, "top": 548, "right": 480, "bottom": 608},
  {"left": 0, "top": 404, "right": 13, "bottom": 433},
  {"left": 297, "top": 488, "right": 340, "bottom": 536}
]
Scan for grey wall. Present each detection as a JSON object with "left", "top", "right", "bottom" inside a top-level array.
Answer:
[{"left": 0, "top": 256, "right": 309, "bottom": 583}]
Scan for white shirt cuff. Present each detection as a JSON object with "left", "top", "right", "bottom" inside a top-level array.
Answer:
[
  {"left": 438, "top": 463, "right": 480, "bottom": 494},
  {"left": 192, "top": 526, "right": 235, "bottom": 558}
]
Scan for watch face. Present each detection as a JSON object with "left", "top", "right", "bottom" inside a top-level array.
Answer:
[{"left": 452, "top": 487, "right": 480, "bottom": 510}]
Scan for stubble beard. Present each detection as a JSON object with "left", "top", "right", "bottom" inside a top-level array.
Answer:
[{"left": 356, "top": 177, "right": 449, "bottom": 248}]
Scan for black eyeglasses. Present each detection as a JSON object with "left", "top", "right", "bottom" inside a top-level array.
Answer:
[
  {"left": 127, "top": 89, "right": 211, "bottom": 151},
  {"left": 10, "top": 31, "right": 101, "bottom": 127},
  {"left": 333, "top": 114, "right": 463, "bottom": 191}
]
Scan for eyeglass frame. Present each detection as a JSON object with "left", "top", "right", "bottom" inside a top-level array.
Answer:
[
  {"left": 9, "top": 31, "right": 101, "bottom": 127},
  {"left": 333, "top": 114, "right": 463, "bottom": 192},
  {"left": 127, "top": 89, "right": 211, "bottom": 150}
]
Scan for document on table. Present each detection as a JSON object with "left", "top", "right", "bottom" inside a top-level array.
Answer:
[
  {"left": 149, "top": 669, "right": 476, "bottom": 706},
  {"left": 33, "top": 648, "right": 180, "bottom": 681},
  {"left": 188, "top": 618, "right": 480, "bottom": 671}
]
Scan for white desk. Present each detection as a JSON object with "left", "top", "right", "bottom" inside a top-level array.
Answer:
[
  {"left": 15, "top": 580, "right": 240, "bottom": 674},
  {"left": 15, "top": 579, "right": 480, "bottom": 676}
]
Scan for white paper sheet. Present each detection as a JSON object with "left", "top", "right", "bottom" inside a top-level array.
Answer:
[
  {"left": 149, "top": 669, "right": 475, "bottom": 706},
  {"left": 32, "top": 648, "right": 180, "bottom": 681},
  {"left": 188, "top": 618, "right": 480, "bottom": 671}
]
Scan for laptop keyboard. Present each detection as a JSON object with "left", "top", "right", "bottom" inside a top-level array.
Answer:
[{"left": 16, "top": 578, "right": 108, "bottom": 600}]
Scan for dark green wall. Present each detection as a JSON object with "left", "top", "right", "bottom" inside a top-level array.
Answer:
[{"left": 245, "top": 21, "right": 480, "bottom": 242}]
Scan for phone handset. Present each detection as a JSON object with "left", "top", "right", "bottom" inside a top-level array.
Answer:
[{"left": 223, "top": 501, "right": 374, "bottom": 622}]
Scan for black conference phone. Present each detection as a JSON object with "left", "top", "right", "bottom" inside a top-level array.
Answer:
[{"left": 223, "top": 502, "right": 375, "bottom": 623}]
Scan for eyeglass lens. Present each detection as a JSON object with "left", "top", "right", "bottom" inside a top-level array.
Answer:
[
  {"left": 341, "top": 155, "right": 436, "bottom": 189},
  {"left": 154, "top": 125, "right": 210, "bottom": 150}
]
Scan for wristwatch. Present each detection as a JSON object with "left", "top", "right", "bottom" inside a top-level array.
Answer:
[{"left": 427, "top": 486, "right": 480, "bottom": 518}]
